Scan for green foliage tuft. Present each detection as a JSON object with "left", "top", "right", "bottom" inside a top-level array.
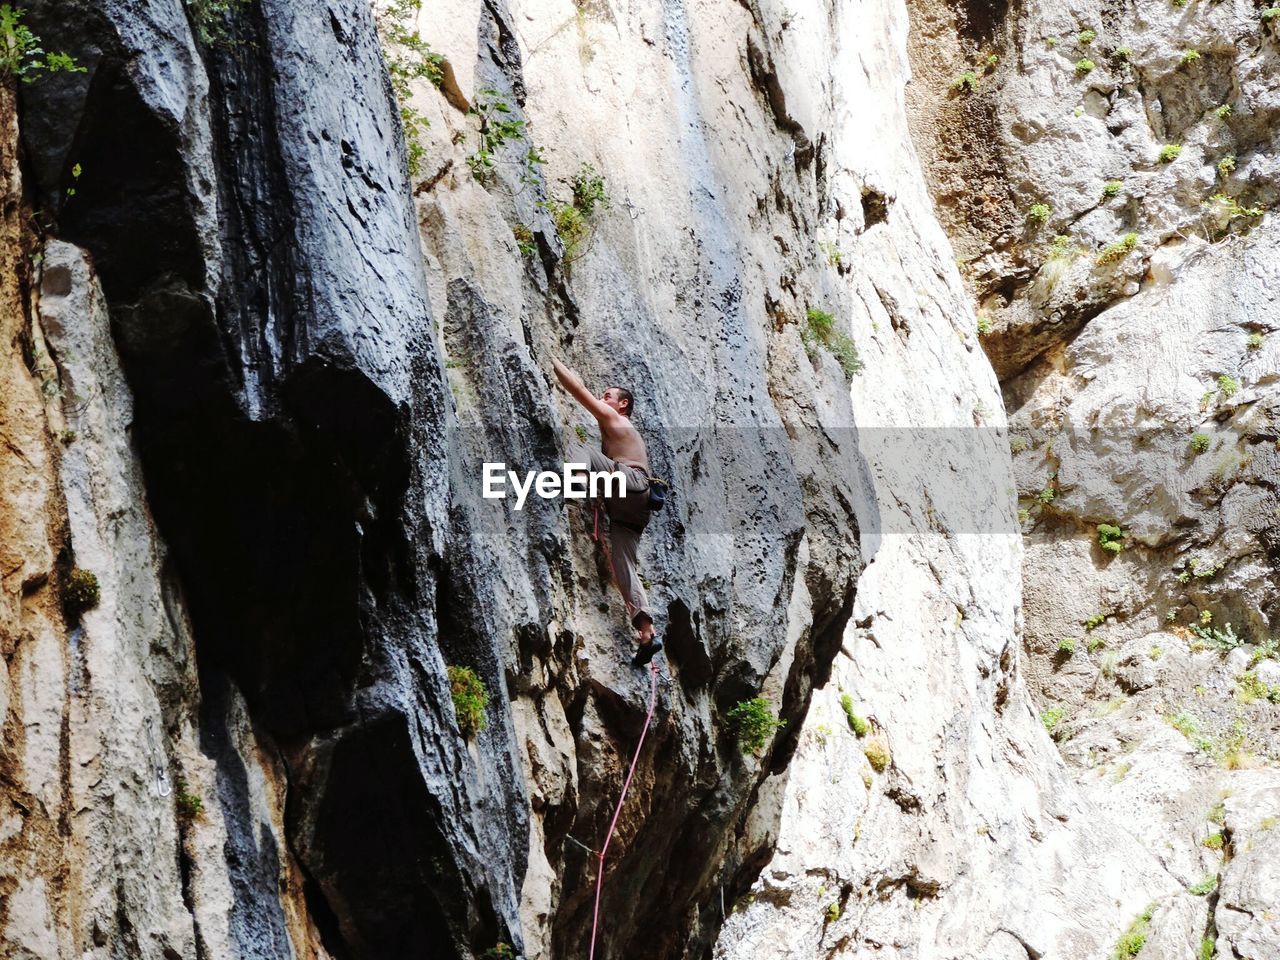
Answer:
[
  {"left": 1216, "top": 374, "right": 1239, "bottom": 399},
  {"left": 1181, "top": 48, "right": 1201, "bottom": 65},
  {"left": 1112, "top": 904, "right": 1156, "bottom": 959},
  {"left": 185, "top": 0, "right": 253, "bottom": 47},
  {"left": 1028, "top": 202, "right": 1051, "bottom": 224},
  {"left": 802, "top": 307, "right": 863, "bottom": 379},
  {"left": 977, "top": 312, "right": 992, "bottom": 335},
  {"left": 1189, "top": 874, "right": 1217, "bottom": 896},
  {"left": 1202, "top": 831, "right": 1224, "bottom": 850},
  {"left": 1096, "top": 232, "right": 1138, "bottom": 266},
  {"left": 376, "top": 0, "right": 444, "bottom": 177},
  {"left": 1158, "top": 143, "right": 1183, "bottom": 163},
  {"left": 1075, "top": 57, "right": 1096, "bottom": 74},
  {"left": 1217, "top": 154, "right": 1236, "bottom": 178},
  {"left": 1247, "top": 331, "right": 1263, "bottom": 350},
  {"left": 513, "top": 223, "right": 536, "bottom": 257},
  {"left": 863, "top": 736, "right": 890, "bottom": 773},
  {"left": 1190, "top": 432, "right": 1210, "bottom": 454},
  {"left": 175, "top": 777, "right": 204, "bottom": 821},
  {"left": 62, "top": 568, "right": 100, "bottom": 619},
  {"left": 1057, "top": 637, "right": 1076, "bottom": 656},
  {"left": 1040, "top": 706, "right": 1065, "bottom": 736},
  {"left": 840, "top": 693, "right": 869, "bottom": 736},
  {"left": 1078, "top": 28, "right": 1096, "bottom": 45},
  {"left": 1097, "top": 523, "right": 1124, "bottom": 554},
  {"left": 1262, "top": 7, "right": 1280, "bottom": 21},
  {"left": 0, "top": 5, "right": 86, "bottom": 80},
  {"left": 1115, "top": 44, "right": 1133, "bottom": 61},
  {"left": 727, "top": 697, "right": 784, "bottom": 754},
  {"left": 1215, "top": 103, "right": 1232, "bottom": 119},
  {"left": 448, "top": 665, "right": 490, "bottom": 739},
  {"left": 824, "top": 901, "right": 841, "bottom": 923},
  {"left": 1103, "top": 180, "right": 1123, "bottom": 198},
  {"left": 950, "top": 71, "right": 979, "bottom": 93}
]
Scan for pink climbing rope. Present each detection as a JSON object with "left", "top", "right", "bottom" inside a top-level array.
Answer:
[{"left": 588, "top": 658, "right": 660, "bottom": 960}]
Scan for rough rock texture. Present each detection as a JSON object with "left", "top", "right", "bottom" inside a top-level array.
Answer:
[
  {"left": 4, "top": 0, "right": 1279, "bottom": 958},
  {"left": 5, "top": 0, "right": 861, "bottom": 957},
  {"left": 901, "top": 0, "right": 1280, "bottom": 955}
]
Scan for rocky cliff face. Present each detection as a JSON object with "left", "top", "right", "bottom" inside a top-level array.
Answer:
[
  {"left": 3, "top": 0, "right": 859, "bottom": 957},
  {"left": 718, "top": 0, "right": 1280, "bottom": 957},
  {"left": 2, "top": 0, "right": 1277, "bottom": 958}
]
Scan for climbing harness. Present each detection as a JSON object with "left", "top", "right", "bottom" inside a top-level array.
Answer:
[{"left": 587, "top": 658, "right": 660, "bottom": 960}]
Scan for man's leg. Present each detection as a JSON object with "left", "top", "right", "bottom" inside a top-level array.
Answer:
[{"left": 609, "top": 521, "right": 659, "bottom": 660}]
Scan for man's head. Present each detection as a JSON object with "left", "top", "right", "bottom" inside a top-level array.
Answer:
[{"left": 602, "top": 386, "right": 634, "bottom": 417}]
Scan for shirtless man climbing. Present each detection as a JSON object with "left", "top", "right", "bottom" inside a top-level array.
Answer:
[{"left": 551, "top": 357, "right": 662, "bottom": 666}]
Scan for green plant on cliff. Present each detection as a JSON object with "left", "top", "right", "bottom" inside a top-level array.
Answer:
[
  {"left": 1216, "top": 374, "right": 1239, "bottom": 399},
  {"left": 803, "top": 307, "right": 863, "bottom": 379},
  {"left": 1078, "top": 28, "right": 1096, "bottom": 45},
  {"left": 1247, "top": 331, "right": 1263, "bottom": 350},
  {"left": 540, "top": 163, "right": 609, "bottom": 265},
  {"left": 863, "top": 736, "right": 890, "bottom": 772},
  {"left": 1158, "top": 143, "right": 1183, "bottom": 163},
  {"left": 840, "top": 693, "right": 869, "bottom": 736},
  {"left": 1181, "top": 48, "right": 1201, "bottom": 66},
  {"left": 0, "top": 5, "right": 85, "bottom": 81},
  {"left": 728, "top": 698, "right": 785, "bottom": 754},
  {"left": 1075, "top": 57, "right": 1096, "bottom": 75},
  {"left": 1040, "top": 706, "right": 1066, "bottom": 737},
  {"left": 1190, "top": 432, "right": 1211, "bottom": 454},
  {"left": 480, "top": 945, "right": 515, "bottom": 960},
  {"left": 62, "top": 568, "right": 100, "bottom": 620},
  {"left": 1113, "top": 904, "right": 1157, "bottom": 959},
  {"left": 1217, "top": 154, "right": 1236, "bottom": 178},
  {"left": 467, "top": 89, "right": 539, "bottom": 183},
  {"left": 1095, "top": 232, "right": 1137, "bottom": 266},
  {"left": 1215, "top": 103, "right": 1232, "bottom": 119},
  {"left": 1027, "top": 202, "right": 1051, "bottom": 224},
  {"left": 447, "top": 665, "right": 489, "bottom": 738},
  {"left": 184, "top": 0, "right": 253, "bottom": 47},
  {"left": 175, "top": 778, "right": 204, "bottom": 821},
  {"left": 1097, "top": 523, "right": 1124, "bottom": 554},
  {"left": 376, "top": 0, "right": 444, "bottom": 177},
  {"left": 1103, "top": 180, "right": 1123, "bottom": 198},
  {"left": 950, "top": 70, "right": 979, "bottom": 93},
  {"left": 1262, "top": 7, "right": 1280, "bottom": 22}
]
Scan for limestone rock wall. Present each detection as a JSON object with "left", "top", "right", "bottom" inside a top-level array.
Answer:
[{"left": 901, "top": 0, "right": 1280, "bottom": 956}]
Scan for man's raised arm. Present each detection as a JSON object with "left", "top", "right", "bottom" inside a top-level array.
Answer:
[{"left": 551, "top": 357, "right": 615, "bottom": 424}]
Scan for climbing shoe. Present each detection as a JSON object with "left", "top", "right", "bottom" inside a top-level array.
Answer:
[{"left": 631, "top": 637, "right": 663, "bottom": 667}]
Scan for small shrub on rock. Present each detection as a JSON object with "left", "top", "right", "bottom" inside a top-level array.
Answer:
[
  {"left": 728, "top": 697, "right": 784, "bottom": 754},
  {"left": 1103, "top": 180, "right": 1123, "bottom": 198},
  {"left": 840, "top": 693, "right": 869, "bottom": 736},
  {"left": 1262, "top": 7, "right": 1280, "bottom": 22},
  {"left": 1113, "top": 904, "right": 1156, "bottom": 959},
  {"left": 1078, "top": 28, "right": 1096, "bottom": 45},
  {"left": 1027, "top": 202, "right": 1051, "bottom": 224},
  {"left": 950, "top": 71, "right": 979, "bottom": 93},
  {"left": 1190, "top": 432, "right": 1211, "bottom": 454},
  {"left": 448, "top": 665, "right": 490, "bottom": 738},
  {"left": 1217, "top": 155, "right": 1236, "bottom": 178},
  {"left": 1158, "top": 144, "right": 1182, "bottom": 163},
  {"left": 1217, "top": 374, "right": 1239, "bottom": 399},
  {"left": 1215, "top": 104, "right": 1232, "bottom": 119},
  {"left": 1097, "top": 523, "right": 1124, "bottom": 554},
  {"left": 62, "top": 568, "right": 100, "bottom": 619},
  {"left": 1075, "top": 57, "right": 1096, "bottom": 74},
  {"left": 1247, "top": 332, "right": 1263, "bottom": 350},
  {"left": 1040, "top": 706, "right": 1065, "bottom": 737},
  {"left": 1057, "top": 637, "right": 1076, "bottom": 656},
  {"left": 1096, "top": 232, "right": 1138, "bottom": 265},
  {"left": 863, "top": 736, "right": 890, "bottom": 773},
  {"left": 1181, "top": 48, "right": 1201, "bottom": 66},
  {"left": 802, "top": 307, "right": 863, "bottom": 379}
]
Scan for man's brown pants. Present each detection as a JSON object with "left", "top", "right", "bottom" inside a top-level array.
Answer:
[{"left": 567, "top": 444, "right": 653, "bottom": 629}]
